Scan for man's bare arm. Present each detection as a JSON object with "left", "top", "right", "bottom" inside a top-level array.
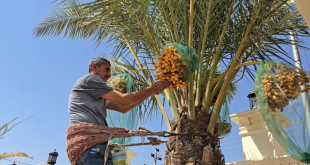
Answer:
[
  {"left": 107, "top": 93, "right": 151, "bottom": 113},
  {"left": 102, "top": 87, "right": 155, "bottom": 106},
  {"left": 101, "top": 80, "right": 168, "bottom": 106}
]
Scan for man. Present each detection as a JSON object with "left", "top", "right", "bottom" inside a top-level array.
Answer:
[{"left": 68, "top": 57, "right": 169, "bottom": 165}]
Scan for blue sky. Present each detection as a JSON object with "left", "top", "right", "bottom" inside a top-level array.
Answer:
[{"left": 1, "top": 1, "right": 310, "bottom": 165}]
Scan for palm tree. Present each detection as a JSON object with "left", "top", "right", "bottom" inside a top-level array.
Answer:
[
  {"left": 34, "top": 0, "right": 310, "bottom": 164},
  {"left": 0, "top": 118, "right": 33, "bottom": 160}
]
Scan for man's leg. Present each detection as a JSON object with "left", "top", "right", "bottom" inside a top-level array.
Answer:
[{"left": 76, "top": 143, "right": 113, "bottom": 165}]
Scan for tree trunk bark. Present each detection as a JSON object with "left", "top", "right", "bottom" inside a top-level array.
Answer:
[{"left": 165, "top": 107, "right": 224, "bottom": 165}]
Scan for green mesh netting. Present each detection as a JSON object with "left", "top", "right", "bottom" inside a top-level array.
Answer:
[
  {"left": 218, "top": 100, "right": 232, "bottom": 137},
  {"left": 255, "top": 60, "right": 310, "bottom": 163},
  {"left": 208, "top": 99, "right": 232, "bottom": 137},
  {"left": 106, "top": 73, "right": 134, "bottom": 93},
  {"left": 106, "top": 73, "right": 139, "bottom": 154},
  {"left": 163, "top": 43, "right": 199, "bottom": 79}
]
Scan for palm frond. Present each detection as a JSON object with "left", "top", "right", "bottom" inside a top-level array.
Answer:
[
  {"left": 0, "top": 118, "right": 33, "bottom": 160},
  {"left": 0, "top": 152, "right": 33, "bottom": 160},
  {"left": 0, "top": 118, "right": 27, "bottom": 139},
  {"left": 34, "top": 1, "right": 92, "bottom": 39}
]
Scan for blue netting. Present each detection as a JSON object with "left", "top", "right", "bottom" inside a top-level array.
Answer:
[{"left": 106, "top": 73, "right": 139, "bottom": 153}]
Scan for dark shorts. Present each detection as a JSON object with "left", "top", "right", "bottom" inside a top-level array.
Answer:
[{"left": 76, "top": 143, "right": 113, "bottom": 165}]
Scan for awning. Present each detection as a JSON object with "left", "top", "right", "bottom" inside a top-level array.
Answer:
[{"left": 294, "top": 0, "right": 310, "bottom": 28}]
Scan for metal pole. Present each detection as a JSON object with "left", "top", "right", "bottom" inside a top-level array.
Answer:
[
  {"left": 290, "top": 31, "right": 302, "bottom": 67},
  {"left": 154, "top": 148, "right": 157, "bottom": 165},
  {"left": 289, "top": 30, "right": 310, "bottom": 135}
]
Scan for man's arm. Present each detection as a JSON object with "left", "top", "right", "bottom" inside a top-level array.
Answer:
[
  {"left": 102, "top": 87, "right": 154, "bottom": 106},
  {"left": 107, "top": 93, "right": 151, "bottom": 113},
  {"left": 101, "top": 81, "right": 168, "bottom": 106}
]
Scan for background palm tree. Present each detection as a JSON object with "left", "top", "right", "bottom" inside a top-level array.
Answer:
[
  {"left": 34, "top": 0, "right": 310, "bottom": 164},
  {"left": 0, "top": 118, "right": 33, "bottom": 160}
]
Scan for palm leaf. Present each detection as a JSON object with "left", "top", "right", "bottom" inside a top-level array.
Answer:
[
  {"left": 0, "top": 118, "right": 33, "bottom": 160},
  {"left": 0, "top": 118, "right": 27, "bottom": 139},
  {"left": 0, "top": 152, "right": 33, "bottom": 160},
  {"left": 34, "top": 1, "right": 91, "bottom": 39}
]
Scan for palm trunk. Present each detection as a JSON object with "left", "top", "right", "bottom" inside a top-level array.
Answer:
[{"left": 165, "top": 106, "right": 224, "bottom": 165}]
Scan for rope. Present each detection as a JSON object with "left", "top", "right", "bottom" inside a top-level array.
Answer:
[
  {"left": 68, "top": 125, "right": 210, "bottom": 139},
  {"left": 108, "top": 137, "right": 167, "bottom": 151},
  {"left": 111, "top": 142, "right": 167, "bottom": 148},
  {"left": 104, "top": 132, "right": 115, "bottom": 165},
  {"left": 130, "top": 126, "right": 212, "bottom": 137},
  {"left": 128, "top": 126, "right": 166, "bottom": 137},
  {"left": 67, "top": 128, "right": 117, "bottom": 138}
]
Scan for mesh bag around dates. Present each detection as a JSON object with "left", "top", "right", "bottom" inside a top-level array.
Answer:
[
  {"left": 163, "top": 43, "right": 199, "bottom": 74},
  {"left": 154, "top": 43, "right": 199, "bottom": 90},
  {"left": 218, "top": 100, "right": 232, "bottom": 137},
  {"left": 106, "top": 73, "right": 134, "bottom": 93},
  {"left": 255, "top": 60, "right": 310, "bottom": 163}
]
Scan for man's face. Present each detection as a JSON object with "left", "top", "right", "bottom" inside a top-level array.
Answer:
[{"left": 93, "top": 61, "right": 111, "bottom": 82}]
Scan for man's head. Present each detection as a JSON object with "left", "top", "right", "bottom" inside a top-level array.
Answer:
[{"left": 89, "top": 57, "right": 111, "bottom": 82}]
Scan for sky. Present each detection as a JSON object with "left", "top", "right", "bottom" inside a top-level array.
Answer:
[{"left": 0, "top": 1, "right": 310, "bottom": 165}]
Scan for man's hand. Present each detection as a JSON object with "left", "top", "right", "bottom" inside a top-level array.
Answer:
[{"left": 150, "top": 80, "right": 169, "bottom": 94}]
